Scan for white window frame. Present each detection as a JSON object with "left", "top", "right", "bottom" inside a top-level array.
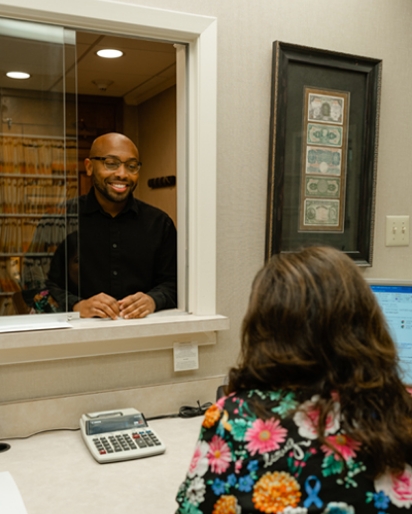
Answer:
[{"left": 0, "top": 0, "right": 228, "bottom": 364}]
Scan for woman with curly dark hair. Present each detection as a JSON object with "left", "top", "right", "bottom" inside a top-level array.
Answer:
[{"left": 175, "top": 246, "right": 412, "bottom": 513}]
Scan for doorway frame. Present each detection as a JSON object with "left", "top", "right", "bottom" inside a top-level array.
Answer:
[{"left": 0, "top": 0, "right": 217, "bottom": 317}]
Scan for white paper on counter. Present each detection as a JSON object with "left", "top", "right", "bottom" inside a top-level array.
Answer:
[{"left": 0, "top": 471, "right": 28, "bottom": 514}]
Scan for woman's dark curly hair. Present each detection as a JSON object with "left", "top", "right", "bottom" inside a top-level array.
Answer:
[{"left": 227, "top": 246, "right": 412, "bottom": 477}]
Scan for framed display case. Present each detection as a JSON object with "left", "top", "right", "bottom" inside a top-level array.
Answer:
[{"left": 266, "top": 41, "right": 382, "bottom": 266}]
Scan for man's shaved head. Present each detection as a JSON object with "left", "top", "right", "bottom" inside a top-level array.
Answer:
[{"left": 89, "top": 133, "right": 139, "bottom": 159}]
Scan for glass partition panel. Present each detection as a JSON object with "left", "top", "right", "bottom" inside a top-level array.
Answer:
[{"left": 0, "top": 18, "right": 78, "bottom": 316}]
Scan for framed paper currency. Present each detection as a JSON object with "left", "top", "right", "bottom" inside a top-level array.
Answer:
[
  {"left": 266, "top": 42, "right": 382, "bottom": 266},
  {"left": 300, "top": 88, "right": 349, "bottom": 232}
]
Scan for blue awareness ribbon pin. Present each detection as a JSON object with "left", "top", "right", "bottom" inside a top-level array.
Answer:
[{"left": 303, "top": 475, "right": 323, "bottom": 509}]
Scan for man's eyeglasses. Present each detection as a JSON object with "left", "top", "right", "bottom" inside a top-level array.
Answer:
[{"left": 90, "top": 156, "right": 142, "bottom": 174}]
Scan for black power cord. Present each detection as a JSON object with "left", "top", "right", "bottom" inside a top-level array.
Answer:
[
  {"left": 178, "top": 401, "right": 212, "bottom": 418},
  {"left": 146, "top": 400, "right": 212, "bottom": 421}
]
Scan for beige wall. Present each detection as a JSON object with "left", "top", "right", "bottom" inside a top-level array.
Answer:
[
  {"left": 1, "top": 0, "right": 412, "bottom": 433},
  {"left": 123, "top": 102, "right": 140, "bottom": 148},
  {"left": 124, "top": 87, "right": 177, "bottom": 223},
  {"left": 136, "top": 86, "right": 177, "bottom": 224}
]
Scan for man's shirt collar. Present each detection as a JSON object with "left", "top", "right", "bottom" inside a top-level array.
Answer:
[{"left": 83, "top": 187, "right": 139, "bottom": 216}]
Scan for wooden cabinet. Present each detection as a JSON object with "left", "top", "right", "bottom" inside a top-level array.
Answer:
[{"left": 0, "top": 135, "right": 78, "bottom": 314}]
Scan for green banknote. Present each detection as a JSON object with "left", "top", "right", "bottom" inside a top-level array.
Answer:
[
  {"left": 305, "top": 177, "right": 340, "bottom": 198},
  {"left": 307, "top": 124, "right": 342, "bottom": 147},
  {"left": 303, "top": 199, "right": 340, "bottom": 226},
  {"left": 305, "top": 146, "right": 341, "bottom": 175}
]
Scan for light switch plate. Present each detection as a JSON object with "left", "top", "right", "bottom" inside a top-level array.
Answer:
[{"left": 386, "top": 215, "right": 410, "bottom": 246}]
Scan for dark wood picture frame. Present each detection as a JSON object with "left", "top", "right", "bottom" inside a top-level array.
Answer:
[{"left": 266, "top": 41, "right": 382, "bottom": 266}]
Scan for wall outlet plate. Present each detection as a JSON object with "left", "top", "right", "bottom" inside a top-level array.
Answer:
[{"left": 386, "top": 215, "right": 410, "bottom": 246}]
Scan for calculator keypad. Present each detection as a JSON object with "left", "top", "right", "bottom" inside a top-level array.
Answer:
[{"left": 92, "top": 430, "right": 162, "bottom": 455}]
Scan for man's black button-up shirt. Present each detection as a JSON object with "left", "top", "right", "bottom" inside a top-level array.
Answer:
[{"left": 47, "top": 188, "right": 177, "bottom": 312}]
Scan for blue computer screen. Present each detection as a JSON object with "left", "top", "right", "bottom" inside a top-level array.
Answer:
[{"left": 370, "top": 284, "right": 412, "bottom": 384}]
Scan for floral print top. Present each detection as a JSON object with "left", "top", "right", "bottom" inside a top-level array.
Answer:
[{"left": 175, "top": 389, "right": 412, "bottom": 514}]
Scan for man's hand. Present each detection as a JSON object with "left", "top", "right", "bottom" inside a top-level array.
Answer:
[
  {"left": 73, "top": 293, "right": 120, "bottom": 319},
  {"left": 118, "top": 292, "right": 156, "bottom": 319}
]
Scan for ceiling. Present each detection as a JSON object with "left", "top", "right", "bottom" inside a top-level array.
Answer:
[
  {"left": 75, "top": 32, "right": 177, "bottom": 105},
  {"left": 0, "top": 30, "right": 177, "bottom": 106}
]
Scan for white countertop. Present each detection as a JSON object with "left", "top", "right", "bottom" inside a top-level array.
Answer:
[
  {"left": 0, "top": 311, "right": 229, "bottom": 364},
  {"left": 0, "top": 416, "right": 203, "bottom": 514}
]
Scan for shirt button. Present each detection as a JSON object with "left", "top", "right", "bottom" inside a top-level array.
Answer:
[
  {"left": 113, "top": 271, "right": 118, "bottom": 276},
  {"left": 113, "top": 243, "right": 117, "bottom": 248}
]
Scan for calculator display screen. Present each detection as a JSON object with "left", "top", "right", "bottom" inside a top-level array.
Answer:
[{"left": 86, "top": 413, "right": 147, "bottom": 435}]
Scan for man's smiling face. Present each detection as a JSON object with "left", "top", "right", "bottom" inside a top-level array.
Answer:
[{"left": 85, "top": 133, "right": 139, "bottom": 211}]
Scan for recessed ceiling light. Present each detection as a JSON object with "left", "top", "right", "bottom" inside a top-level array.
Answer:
[
  {"left": 96, "top": 49, "right": 123, "bottom": 59},
  {"left": 6, "top": 71, "right": 30, "bottom": 80}
]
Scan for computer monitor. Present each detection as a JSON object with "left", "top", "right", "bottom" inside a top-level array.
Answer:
[{"left": 367, "top": 279, "right": 412, "bottom": 385}]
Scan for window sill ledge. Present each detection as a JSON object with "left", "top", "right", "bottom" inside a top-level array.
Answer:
[{"left": 0, "top": 311, "right": 230, "bottom": 364}]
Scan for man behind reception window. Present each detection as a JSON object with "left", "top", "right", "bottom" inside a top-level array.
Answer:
[{"left": 47, "top": 132, "right": 177, "bottom": 319}]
